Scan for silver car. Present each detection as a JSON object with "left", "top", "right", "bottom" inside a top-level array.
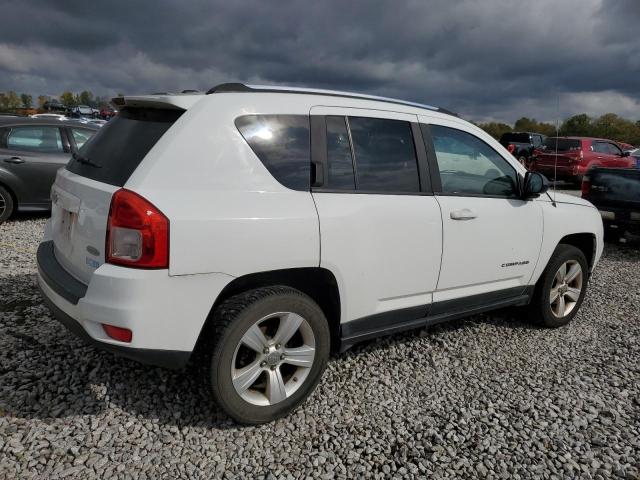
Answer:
[{"left": 0, "top": 118, "right": 98, "bottom": 222}]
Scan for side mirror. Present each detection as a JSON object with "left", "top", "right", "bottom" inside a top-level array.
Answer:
[
  {"left": 622, "top": 151, "right": 630, "bottom": 157},
  {"left": 523, "top": 171, "right": 549, "bottom": 199}
]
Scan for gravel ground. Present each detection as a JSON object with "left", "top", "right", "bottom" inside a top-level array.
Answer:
[{"left": 1, "top": 215, "right": 639, "bottom": 479}]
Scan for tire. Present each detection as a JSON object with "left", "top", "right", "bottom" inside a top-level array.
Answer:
[
  {"left": 204, "top": 286, "right": 330, "bottom": 424},
  {"left": 527, "top": 244, "right": 588, "bottom": 328},
  {"left": 0, "top": 185, "right": 14, "bottom": 223}
]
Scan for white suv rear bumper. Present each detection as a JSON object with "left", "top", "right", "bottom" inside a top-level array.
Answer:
[{"left": 37, "top": 240, "right": 233, "bottom": 368}]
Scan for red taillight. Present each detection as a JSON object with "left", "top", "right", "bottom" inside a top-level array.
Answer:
[
  {"left": 106, "top": 189, "right": 169, "bottom": 269},
  {"left": 102, "top": 324, "right": 133, "bottom": 343},
  {"left": 507, "top": 144, "right": 516, "bottom": 154},
  {"left": 581, "top": 176, "right": 590, "bottom": 196}
]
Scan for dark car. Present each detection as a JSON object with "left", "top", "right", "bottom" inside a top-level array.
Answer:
[
  {"left": 499, "top": 132, "right": 546, "bottom": 167},
  {"left": 0, "top": 118, "right": 98, "bottom": 222},
  {"left": 582, "top": 167, "right": 640, "bottom": 239}
]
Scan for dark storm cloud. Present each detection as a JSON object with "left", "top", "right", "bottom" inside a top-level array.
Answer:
[{"left": 1, "top": 0, "right": 639, "bottom": 122}]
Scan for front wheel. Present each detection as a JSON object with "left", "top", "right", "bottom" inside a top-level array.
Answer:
[
  {"left": 527, "top": 244, "right": 588, "bottom": 327},
  {"left": 204, "top": 286, "right": 330, "bottom": 424}
]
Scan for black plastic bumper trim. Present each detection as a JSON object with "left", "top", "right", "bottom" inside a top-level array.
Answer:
[
  {"left": 37, "top": 240, "right": 87, "bottom": 305},
  {"left": 38, "top": 283, "right": 191, "bottom": 370}
]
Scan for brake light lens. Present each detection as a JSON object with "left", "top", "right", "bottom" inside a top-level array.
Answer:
[
  {"left": 106, "top": 189, "right": 169, "bottom": 268},
  {"left": 507, "top": 144, "right": 515, "bottom": 154}
]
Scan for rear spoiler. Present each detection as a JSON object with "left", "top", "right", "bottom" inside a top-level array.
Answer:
[{"left": 111, "top": 94, "right": 203, "bottom": 111}]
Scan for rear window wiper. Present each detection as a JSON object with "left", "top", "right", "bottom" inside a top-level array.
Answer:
[{"left": 72, "top": 152, "right": 101, "bottom": 168}]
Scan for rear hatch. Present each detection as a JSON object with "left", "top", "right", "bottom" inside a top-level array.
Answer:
[
  {"left": 536, "top": 138, "right": 582, "bottom": 170},
  {"left": 50, "top": 105, "right": 185, "bottom": 284}
]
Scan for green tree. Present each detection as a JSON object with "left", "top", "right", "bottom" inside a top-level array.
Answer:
[
  {"left": 60, "top": 91, "right": 76, "bottom": 107},
  {"left": 37, "top": 95, "right": 48, "bottom": 108},
  {"left": 3, "top": 91, "right": 21, "bottom": 110},
  {"left": 477, "top": 122, "right": 512, "bottom": 140},
  {"left": 592, "top": 113, "right": 638, "bottom": 144},
  {"left": 78, "top": 90, "right": 94, "bottom": 106},
  {"left": 20, "top": 93, "right": 33, "bottom": 108},
  {"left": 559, "top": 114, "right": 592, "bottom": 137},
  {"left": 513, "top": 117, "right": 556, "bottom": 137}
]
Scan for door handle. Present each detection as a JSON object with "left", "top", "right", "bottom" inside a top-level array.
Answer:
[
  {"left": 3, "top": 156, "right": 24, "bottom": 164},
  {"left": 450, "top": 208, "right": 477, "bottom": 220}
]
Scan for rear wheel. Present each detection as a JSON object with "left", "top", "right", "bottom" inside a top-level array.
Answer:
[
  {"left": 0, "top": 186, "right": 14, "bottom": 223},
  {"left": 527, "top": 244, "right": 588, "bottom": 327},
  {"left": 204, "top": 286, "right": 330, "bottom": 424}
]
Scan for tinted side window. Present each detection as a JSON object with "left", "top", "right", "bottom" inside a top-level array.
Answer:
[
  {"left": 606, "top": 143, "right": 622, "bottom": 155},
  {"left": 326, "top": 116, "right": 355, "bottom": 189},
  {"left": 7, "top": 126, "right": 63, "bottom": 153},
  {"left": 593, "top": 142, "right": 608, "bottom": 154},
  {"left": 348, "top": 117, "right": 419, "bottom": 192},
  {"left": 430, "top": 125, "right": 518, "bottom": 197},
  {"left": 236, "top": 115, "right": 310, "bottom": 191}
]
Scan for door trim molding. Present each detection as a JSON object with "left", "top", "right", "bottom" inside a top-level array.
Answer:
[{"left": 339, "top": 286, "right": 533, "bottom": 352}]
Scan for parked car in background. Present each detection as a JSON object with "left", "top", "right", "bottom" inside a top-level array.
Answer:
[
  {"left": 0, "top": 118, "right": 98, "bottom": 222},
  {"left": 624, "top": 147, "right": 640, "bottom": 168},
  {"left": 68, "top": 105, "right": 96, "bottom": 119},
  {"left": 582, "top": 167, "right": 640, "bottom": 239},
  {"left": 37, "top": 84, "right": 603, "bottom": 424},
  {"left": 99, "top": 106, "right": 117, "bottom": 120},
  {"left": 499, "top": 131, "right": 546, "bottom": 167},
  {"left": 532, "top": 137, "right": 635, "bottom": 184}
]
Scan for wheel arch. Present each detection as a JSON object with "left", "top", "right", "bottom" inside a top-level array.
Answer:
[
  {"left": 557, "top": 232, "right": 596, "bottom": 273},
  {"left": 0, "top": 180, "right": 17, "bottom": 215},
  {"left": 194, "top": 267, "right": 342, "bottom": 355}
]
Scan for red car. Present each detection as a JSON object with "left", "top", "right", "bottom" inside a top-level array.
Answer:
[{"left": 532, "top": 137, "right": 635, "bottom": 184}]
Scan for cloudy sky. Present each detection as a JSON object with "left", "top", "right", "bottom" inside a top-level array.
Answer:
[{"left": 1, "top": 0, "right": 639, "bottom": 123}]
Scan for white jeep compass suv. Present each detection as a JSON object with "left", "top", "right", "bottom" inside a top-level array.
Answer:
[{"left": 37, "top": 83, "right": 604, "bottom": 424}]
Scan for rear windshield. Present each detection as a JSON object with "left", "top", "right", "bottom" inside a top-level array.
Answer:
[
  {"left": 543, "top": 138, "right": 581, "bottom": 152},
  {"left": 500, "top": 133, "right": 530, "bottom": 144},
  {"left": 66, "top": 107, "right": 182, "bottom": 186}
]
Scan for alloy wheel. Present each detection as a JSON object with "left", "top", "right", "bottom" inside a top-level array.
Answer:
[
  {"left": 231, "top": 312, "right": 316, "bottom": 406},
  {"left": 0, "top": 191, "right": 5, "bottom": 217},
  {"left": 549, "top": 260, "right": 583, "bottom": 318}
]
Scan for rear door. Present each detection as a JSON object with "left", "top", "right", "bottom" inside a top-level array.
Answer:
[
  {"left": 50, "top": 107, "right": 183, "bottom": 284},
  {"left": 310, "top": 106, "right": 442, "bottom": 330},
  {"left": 0, "top": 124, "right": 70, "bottom": 206},
  {"left": 419, "top": 117, "right": 542, "bottom": 303}
]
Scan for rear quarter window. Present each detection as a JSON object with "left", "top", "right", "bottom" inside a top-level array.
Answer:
[
  {"left": 66, "top": 107, "right": 182, "bottom": 187},
  {"left": 235, "top": 115, "right": 310, "bottom": 191}
]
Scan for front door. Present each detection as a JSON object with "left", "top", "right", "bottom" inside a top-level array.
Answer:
[{"left": 419, "top": 119, "right": 543, "bottom": 304}]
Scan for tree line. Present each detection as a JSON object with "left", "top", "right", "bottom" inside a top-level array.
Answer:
[
  {"left": 0, "top": 90, "right": 117, "bottom": 111},
  {"left": 476, "top": 113, "right": 640, "bottom": 146}
]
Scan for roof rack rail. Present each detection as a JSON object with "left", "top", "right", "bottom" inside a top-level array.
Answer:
[{"left": 205, "top": 83, "right": 456, "bottom": 116}]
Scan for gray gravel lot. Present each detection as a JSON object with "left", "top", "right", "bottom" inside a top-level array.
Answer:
[{"left": 1, "top": 215, "right": 639, "bottom": 479}]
